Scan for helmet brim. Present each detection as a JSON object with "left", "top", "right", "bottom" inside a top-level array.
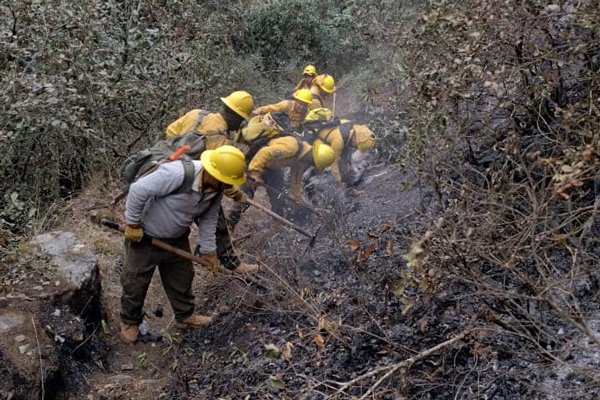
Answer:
[
  {"left": 293, "top": 94, "right": 312, "bottom": 104},
  {"left": 200, "top": 150, "right": 247, "bottom": 186},
  {"left": 312, "top": 140, "right": 326, "bottom": 171},
  {"left": 221, "top": 97, "right": 250, "bottom": 119}
]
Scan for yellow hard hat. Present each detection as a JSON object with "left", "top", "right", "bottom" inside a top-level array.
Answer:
[
  {"left": 200, "top": 145, "right": 247, "bottom": 185},
  {"left": 293, "top": 88, "right": 313, "bottom": 104},
  {"left": 312, "top": 139, "right": 336, "bottom": 171},
  {"left": 317, "top": 74, "right": 336, "bottom": 93},
  {"left": 221, "top": 91, "right": 254, "bottom": 119},
  {"left": 305, "top": 108, "right": 332, "bottom": 122},
  {"left": 303, "top": 65, "right": 317, "bottom": 76},
  {"left": 353, "top": 125, "right": 376, "bottom": 153}
]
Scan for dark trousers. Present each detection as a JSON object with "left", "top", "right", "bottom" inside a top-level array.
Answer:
[
  {"left": 120, "top": 233, "right": 195, "bottom": 325},
  {"left": 216, "top": 206, "right": 240, "bottom": 270},
  {"left": 228, "top": 169, "right": 286, "bottom": 231}
]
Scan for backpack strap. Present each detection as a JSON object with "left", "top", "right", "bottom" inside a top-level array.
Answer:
[
  {"left": 312, "top": 92, "right": 324, "bottom": 107},
  {"left": 322, "top": 120, "right": 352, "bottom": 143},
  {"left": 293, "top": 136, "right": 305, "bottom": 159},
  {"left": 246, "top": 133, "right": 288, "bottom": 162},
  {"left": 172, "top": 159, "right": 196, "bottom": 195},
  {"left": 338, "top": 122, "right": 354, "bottom": 146},
  {"left": 303, "top": 117, "right": 341, "bottom": 143},
  {"left": 194, "top": 109, "right": 210, "bottom": 130}
]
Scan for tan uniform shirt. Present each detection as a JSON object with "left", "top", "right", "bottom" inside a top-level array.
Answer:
[
  {"left": 254, "top": 100, "right": 306, "bottom": 129},
  {"left": 248, "top": 136, "right": 312, "bottom": 201}
]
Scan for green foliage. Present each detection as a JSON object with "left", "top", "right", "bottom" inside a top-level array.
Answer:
[
  {"left": 233, "top": 0, "right": 363, "bottom": 74},
  {"left": 0, "top": 0, "right": 423, "bottom": 234},
  {"left": 0, "top": 0, "right": 260, "bottom": 233}
]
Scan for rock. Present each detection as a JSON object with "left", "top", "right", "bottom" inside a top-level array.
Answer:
[
  {"left": 18, "top": 344, "right": 30, "bottom": 354},
  {"left": 108, "top": 374, "right": 134, "bottom": 385},
  {"left": 121, "top": 363, "right": 134, "bottom": 371},
  {"left": 29, "top": 231, "right": 101, "bottom": 321},
  {"left": 0, "top": 313, "right": 25, "bottom": 333},
  {"left": 138, "top": 320, "right": 150, "bottom": 336},
  {"left": 53, "top": 309, "right": 61, "bottom": 317},
  {"left": 14, "top": 335, "right": 26, "bottom": 343}
]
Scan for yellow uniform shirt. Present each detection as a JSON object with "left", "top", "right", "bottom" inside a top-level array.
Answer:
[
  {"left": 248, "top": 136, "right": 311, "bottom": 202},
  {"left": 317, "top": 121, "right": 354, "bottom": 183},
  {"left": 254, "top": 100, "right": 306, "bottom": 129}
]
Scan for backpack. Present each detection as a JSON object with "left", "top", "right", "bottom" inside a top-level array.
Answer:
[
  {"left": 236, "top": 111, "right": 294, "bottom": 144},
  {"left": 120, "top": 140, "right": 196, "bottom": 195},
  {"left": 302, "top": 108, "right": 342, "bottom": 144},
  {"left": 238, "top": 112, "right": 303, "bottom": 162},
  {"left": 120, "top": 108, "right": 234, "bottom": 195}
]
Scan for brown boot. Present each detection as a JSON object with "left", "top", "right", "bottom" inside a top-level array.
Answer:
[
  {"left": 234, "top": 262, "right": 259, "bottom": 274},
  {"left": 175, "top": 314, "right": 213, "bottom": 329},
  {"left": 120, "top": 322, "right": 139, "bottom": 344}
]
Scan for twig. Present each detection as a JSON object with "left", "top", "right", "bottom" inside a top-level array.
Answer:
[
  {"left": 232, "top": 233, "right": 252, "bottom": 244},
  {"left": 330, "top": 329, "right": 472, "bottom": 399},
  {"left": 31, "top": 317, "right": 45, "bottom": 400}
]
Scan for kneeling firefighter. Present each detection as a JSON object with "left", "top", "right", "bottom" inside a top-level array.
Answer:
[
  {"left": 227, "top": 112, "right": 335, "bottom": 231},
  {"left": 303, "top": 108, "right": 376, "bottom": 193}
]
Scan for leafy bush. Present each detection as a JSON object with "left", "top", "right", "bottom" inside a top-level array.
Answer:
[
  {"left": 0, "top": 0, "right": 262, "bottom": 232},
  {"left": 232, "top": 0, "right": 363, "bottom": 75},
  {"left": 396, "top": 0, "right": 600, "bottom": 396}
]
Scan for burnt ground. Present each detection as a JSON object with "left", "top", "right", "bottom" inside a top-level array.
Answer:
[{"left": 3, "top": 161, "right": 600, "bottom": 399}]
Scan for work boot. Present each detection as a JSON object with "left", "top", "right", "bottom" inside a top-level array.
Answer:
[
  {"left": 175, "top": 314, "right": 213, "bottom": 329},
  {"left": 234, "top": 262, "right": 259, "bottom": 274},
  {"left": 120, "top": 322, "right": 139, "bottom": 344}
]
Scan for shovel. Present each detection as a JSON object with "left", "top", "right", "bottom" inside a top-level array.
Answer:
[
  {"left": 98, "top": 218, "right": 265, "bottom": 289},
  {"left": 245, "top": 198, "right": 317, "bottom": 247}
]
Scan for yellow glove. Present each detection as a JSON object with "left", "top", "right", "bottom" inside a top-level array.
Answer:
[
  {"left": 197, "top": 251, "right": 219, "bottom": 273},
  {"left": 125, "top": 224, "right": 143, "bottom": 242}
]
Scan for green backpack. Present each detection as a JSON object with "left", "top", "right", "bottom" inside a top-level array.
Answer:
[{"left": 120, "top": 140, "right": 196, "bottom": 195}]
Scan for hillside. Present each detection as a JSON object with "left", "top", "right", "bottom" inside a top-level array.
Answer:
[{"left": 1, "top": 1, "right": 600, "bottom": 399}]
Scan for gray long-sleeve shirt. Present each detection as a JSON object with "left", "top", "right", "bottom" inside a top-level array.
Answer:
[{"left": 125, "top": 160, "right": 222, "bottom": 253}]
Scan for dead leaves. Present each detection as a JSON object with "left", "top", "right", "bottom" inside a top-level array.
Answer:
[
  {"left": 264, "top": 343, "right": 281, "bottom": 359},
  {"left": 348, "top": 221, "right": 395, "bottom": 262},
  {"left": 363, "top": 244, "right": 375, "bottom": 260},
  {"left": 386, "top": 240, "right": 394, "bottom": 255},
  {"left": 269, "top": 375, "right": 286, "bottom": 390},
  {"left": 314, "top": 334, "right": 325, "bottom": 349},
  {"left": 265, "top": 342, "right": 294, "bottom": 360},
  {"left": 282, "top": 342, "right": 293, "bottom": 360},
  {"left": 528, "top": 148, "right": 595, "bottom": 200}
]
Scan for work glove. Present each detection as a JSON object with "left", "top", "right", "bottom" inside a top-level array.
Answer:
[
  {"left": 231, "top": 190, "right": 247, "bottom": 203},
  {"left": 125, "top": 224, "right": 144, "bottom": 242},
  {"left": 252, "top": 178, "right": 265, "bottom": 189},
  {"left": 196, "top": 250, "right": 219, "bottom": 273}
]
